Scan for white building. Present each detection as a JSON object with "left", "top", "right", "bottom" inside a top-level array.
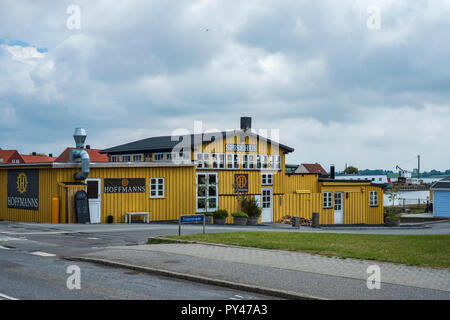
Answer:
[{"left": 335, "top": 174, "right": 390, "bottom": 185}]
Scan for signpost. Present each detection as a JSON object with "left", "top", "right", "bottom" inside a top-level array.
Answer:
[{"left": 179, "top": 214, "right": 206, "bottom": 236}]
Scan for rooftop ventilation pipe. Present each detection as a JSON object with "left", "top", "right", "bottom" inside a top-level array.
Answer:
[
  {"left": 330, "top": 164, "right": 335, "bottom": 179},
  {"left": 70, "top": 128, "right": 90, "bottom": 180}
]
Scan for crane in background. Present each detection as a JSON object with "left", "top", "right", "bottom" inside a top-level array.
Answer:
[{"left": 395, "top": 155, "right": 421, "bottom": 185}]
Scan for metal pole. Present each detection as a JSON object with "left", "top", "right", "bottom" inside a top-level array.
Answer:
[
  {"left": 178, "top": 218, "right": 181, "bottom": 236},
  {"left": 203, "top": 214, "right": 205, "bottom": 234},
  {"left": 418, "top": 155, "right": 420, "bottom": 180}
]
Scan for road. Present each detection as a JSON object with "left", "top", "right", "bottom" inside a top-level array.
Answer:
[
  {"left": 0, "top": 244, "right": 276, "bottom": 300},
  {"left": 0, "top": 220, "right": 449, "bottom": 300},
  {"left": 0, "top": 221, "right": 284, "bottom": 300}
]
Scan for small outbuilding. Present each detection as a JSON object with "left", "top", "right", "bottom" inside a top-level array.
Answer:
[{"left": 430, "top": 177, "right": 450, "bottom": 218}]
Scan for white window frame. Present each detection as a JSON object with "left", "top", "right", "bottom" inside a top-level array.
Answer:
[
  {"left": 243, "top": 154, "right": 255, "bottom": 170},
  {"left": 261, "top": 173, "right": 273, "bottom": 185},
  {"left": 132, "top": 154, "right": 143, "bottom": 162},
  {"left": 258, "top": 154, "right": 268, "bottom": 169},
  {"left": 370, "top": 191, "right": 379, "bottom": 207},
  {"left": 111, "top": 155, "right": 120, "bottom": 162},
  {"left": 122, "top": 154, "right": 131, "bottom": 162},
  {"left": 323, "top": 192, "right": 333, "bottom": 209},
  {"left": 196, "top": 173, "right": 218, "bottom": 212},
  {"left": 212, "top": 153, "right": 225, "bottom": 169},
  {"left": 269, "top": 155, "right": 281, "bottom": 170},
  {"left": 150, "top": 178, "right": 165, "bottom": 198},
  {"left": 226, "top": 153, "right": 240, "bottom": 170},
  {"left": 153, "top": 153, "right": 164, "bottom": 161}
]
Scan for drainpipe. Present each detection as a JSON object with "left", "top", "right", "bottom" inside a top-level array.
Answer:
[{"left": 70, "top": 128, "right": 90, "bottom": 180}]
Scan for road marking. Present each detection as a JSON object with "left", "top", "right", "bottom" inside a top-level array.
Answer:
[
  {"left": 0, "top": 236, "right": 26, "bottom": 241},
  {"left": 29, "top": 251, "right": 56, "bottom": 257},
  {"left": 87, "top": 237, "right": 99, "bottom": 240},
  {"left": 0, "top": 293, "right": 19, "bottom": 300}
]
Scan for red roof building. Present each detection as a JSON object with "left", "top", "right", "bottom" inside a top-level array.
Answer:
[
  {"left": 54, "top": 147, "right": 109, "bottom": 163},
  {"left": 21, "top": 154, "right": 56, "bottom": 163},
  {"left": 0, "top": 150, "right": 25, "bottom": 164},
  {"left": 297, "top": 163, "right": 328, "bottom": 175}
]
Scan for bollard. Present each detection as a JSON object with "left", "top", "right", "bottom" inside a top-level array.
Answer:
[
  {"left": 312, "top": 212, "right": 319, "bottom": 228},
  {"left": 52, "top": 196, "right": 60, "bottom": 224}
]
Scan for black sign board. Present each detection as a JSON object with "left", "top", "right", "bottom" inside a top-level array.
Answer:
[
  {"left": 104, "top": 178, "right": 146, "bottom": 193},
  {"left": 75, "top": 190, "right": 90, "bottom": 223},
  {"left": 7, "top": 169, "right": 39, "bottom": 210},
  {"left": 235, "top": 174, "right": 249, "bottom": 193}
]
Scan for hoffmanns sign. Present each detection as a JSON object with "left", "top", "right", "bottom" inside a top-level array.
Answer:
[
  {"left": 7, "top": 169, "right": 39, "bottom": 211},
  {"left": 104, "top": 178, "right": 146, "bottom": 193}
]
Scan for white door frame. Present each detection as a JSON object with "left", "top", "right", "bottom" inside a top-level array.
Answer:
[
  {"left": 86, "top": 178, "right": 102, "bottom": 224},
  {"left": 334, "top": 192, "right": 343, "bottom": 224},
  {"left": 261, "top": 187, "right": 273, "bottom": 223}
]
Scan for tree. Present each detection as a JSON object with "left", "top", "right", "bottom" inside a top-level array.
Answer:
[
  {"left": 344, "top": 166, "right": 358, "bottom": 174},
  {"left": 386, "top": 186, "right": 400, "bottom": 206}
]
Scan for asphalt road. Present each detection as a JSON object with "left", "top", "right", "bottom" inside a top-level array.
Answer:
[
  {"left": 1, "top": 220, "right": 449, "bottom": 300},
  {"left": 0, "top": 246, "right": 276, "bottom": 300}
]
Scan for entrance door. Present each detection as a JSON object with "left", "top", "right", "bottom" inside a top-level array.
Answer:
[
  {"left": 261, "top": 188, "right": 273, "bottom": 223},
  {"left": 86, "top": 178, "right": 101, "bottom": 223},
  {"left": 334, "top": 192, "right": 343, "bottom": 224}
]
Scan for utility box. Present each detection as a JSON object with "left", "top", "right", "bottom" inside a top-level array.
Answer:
[
  {"left": 292, "top": 216, "right": 300, "bottom": 228},
  {"left": 312, "top": 212, "right": 319, "bottom": 228}
]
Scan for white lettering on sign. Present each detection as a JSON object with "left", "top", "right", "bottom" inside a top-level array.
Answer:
[{"left": 225, "top": 144, "right": 257, "bottom": 153}]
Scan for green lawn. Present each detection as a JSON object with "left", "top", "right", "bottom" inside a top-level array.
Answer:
[{"left": 171, "top": 232, "right": 450, "bottom": 269}]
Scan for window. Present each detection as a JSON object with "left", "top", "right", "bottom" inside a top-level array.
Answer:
[
  {"left": 153, "top": 153, "right": 164, "bottom": 161},
  {"left": 370, "top": 191, "right": 379, "bottom": 206},
  {"left": 122, "top": 154, "right": 131, "bottom": 162},
  {"left": 269, "top": 155, "right": 281, "bottom": 170},
  {"left": 196, "top": 153, "right": 210, "bottom": 169},
  {"left": 212, "top": 153, "right": 225, "bottom": 169},
  {"left": 226, "top": 153, "right": 240, "bottom": 170},
  {"left": 323, "top": 192, "right": 333, "bottom": 208},
  {"left": 132, "top": 154, "right": 143, "bottom": 162},
  {"left": 262, "top": 173, "right": 273, "bottom": 185},
  {"left": 150, "top": 178, "right": 164, "bottom": 198},
  {"left": 196, "top": 173, "right": 218, "bottom": 212},
  {"left": 243, "top": 154, "right": 255, "bottom": 169},
  {"left": 259, "top": 154, "right": 268, "bottom": 169},
  {"left": 111, "top": 155, "right": 120, "bottom": 162}
]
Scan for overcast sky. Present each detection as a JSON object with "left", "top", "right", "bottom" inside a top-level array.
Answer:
[{"left": 0, "top": 0, "right": 449, "bottom": 172}]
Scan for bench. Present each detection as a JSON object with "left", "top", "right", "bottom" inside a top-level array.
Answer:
[{"left": 125, "top": 212, "right": 150, "bottom": 224}]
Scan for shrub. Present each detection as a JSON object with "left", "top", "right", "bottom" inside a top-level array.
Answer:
[
  {"left": 213, "top": 209, "right": 228, "bottom": 218},
  {"left": 204, "top": 212, "right": 214, "bottom": 217},
  {"left": 232, "top": 211, "right": 248, "bottom": 218},
  {"left": 241, "top": 197, "right": 262, "bottom": 217}
]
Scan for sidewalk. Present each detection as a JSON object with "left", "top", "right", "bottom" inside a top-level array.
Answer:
[{"left": 70, "top": 241, "right": 450, "bottom": 300}]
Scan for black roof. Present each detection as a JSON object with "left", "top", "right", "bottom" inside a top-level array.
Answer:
[
  {"left": 101, "top": 130, "right": 295, "bottom": 154},
  {"left": 430, "top": 177, "right": 450, "bottom": 190}
]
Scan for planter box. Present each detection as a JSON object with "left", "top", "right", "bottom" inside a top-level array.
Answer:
[
  {"left": 205, "top": 216, "right": 213, "bottom": 225},
  {"left": 213, "top": 217, "right": 226, "bottom": 225},
  {"left": 247, "top": 217, "right": 259, "bottom": 226},
  {"left": 233, "top": 217, "right": 248, "bottom": 225},
  {"left": 385, "top": 221, "right": 400, "bottom": 227}
]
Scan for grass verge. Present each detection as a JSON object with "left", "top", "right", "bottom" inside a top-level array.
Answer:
[{"left": 170, "top": 232, "right": 450, "bottom": 269}]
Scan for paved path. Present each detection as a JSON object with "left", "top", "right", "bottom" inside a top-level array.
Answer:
[{"left": 76, "top": 242, "right": 450, "bottom": 300}]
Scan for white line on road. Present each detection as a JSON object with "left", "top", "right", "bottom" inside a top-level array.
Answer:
[
  {"left": 29, "top": 251, "right": 56, "bottom": 257},
  {"left": 0, "top": 293, "right": 19, "bottom": 300}
]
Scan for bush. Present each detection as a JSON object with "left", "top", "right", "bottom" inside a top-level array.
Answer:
[
  {"left": 241, "top": 197, "right": 262, "bottom": 217},
  {"left": 213, "top": 209, "right": 228, "bottom": 218},
  {"left": 204, "top": 212, "right": 214, "bottom": 217},
  {"left": 232, "top": 211, "right": 248, "bottom": 218}
]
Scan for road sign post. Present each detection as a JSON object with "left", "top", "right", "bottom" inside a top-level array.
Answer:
[{"left": 178, "top": 214, "right": 206, "bottom": 236}]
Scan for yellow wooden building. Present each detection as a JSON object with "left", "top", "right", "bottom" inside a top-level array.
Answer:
[{"left": 0, "top": 117, "right": 384, "bottom": 225}]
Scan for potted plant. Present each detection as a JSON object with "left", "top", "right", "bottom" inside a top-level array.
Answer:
[
  {"left": 384, "top": 209, "right": 401, "bottom": 226},
  {"left": 242, "top": 196, "right": 262, "bottom": 225},
  {"left": 232, "top": 211, "right": 248, "bottom": 225},
  {"left": 213, "top": 209, "right": 228, "bottom": 225}
]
